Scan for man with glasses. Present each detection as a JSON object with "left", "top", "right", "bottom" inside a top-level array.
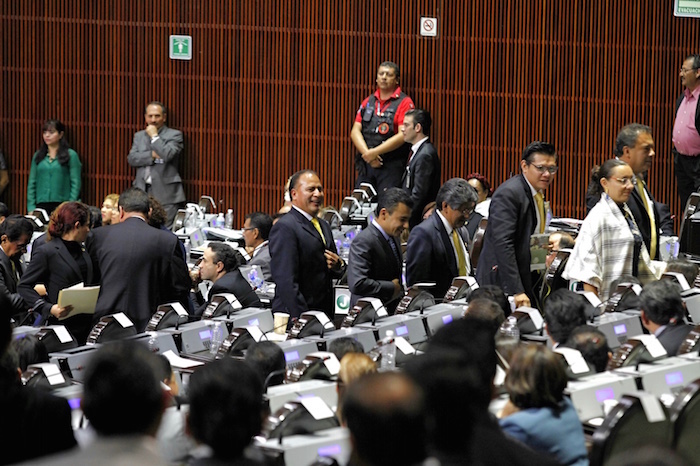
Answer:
[
  {"left": 586, "top": 124, "right": 673, "bottom": 260},
  {"left": 242, "top": 211, "right": 273, "bottom": 282},
  {"left": 400, "top": 109, "right": 441, "bottom": 229},
  {"left": 476, "top": 141, "right": 558, "bottom": 309},
  {"left": 406, "top": 178, "right": 477, "bottom": 298},
  {"left": 673, "top": 54, "right": 700, "bottom": 210},
  {"left": 0, "top": 215, "right": 33, "bottom": 318}
]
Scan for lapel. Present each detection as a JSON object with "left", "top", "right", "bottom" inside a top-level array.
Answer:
[
  {"left": 52, "top": 238, "right": 93, "bottom": 283},
  {"left": 432, "top": 213, "right": 458, "bottom": 275},
  {"left": 369, "top": 223, "right": 401, "bottom": 274},
  {"left": 518, "top": 174, "right": 537, "bottom": 229},
  {"left": 0, "top": 249, "right": 15, "bottom": 288},
  {"left": 292, "top": 207, "right": 327, "bottom": 247}
]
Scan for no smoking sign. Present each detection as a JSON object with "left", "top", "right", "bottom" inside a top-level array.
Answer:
[{"left": 420, "top": 17, "right": 438, "bottom": 37}]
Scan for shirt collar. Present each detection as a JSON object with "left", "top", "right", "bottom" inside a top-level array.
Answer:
[
  {"left": 411, "top": 137, "right": 429, "bottom": 154},
  {"left": 373, "top": 86, "right": 403, "bottom": 101},
  {"left": 523, "top": 175, "right": 539, "bottom": 198},
  {"left": 292, "top": 205, "right": 313, "bottom": 221},
  {"left": 253, "top": 240, "right": 269, "bottom": 256},
  {"left": 685, "top": 86, "right": 700, "bottom": 100},
  {"left": 371, "top": 219, "right": 391, "bottom": 241},
  {"left": 436, "top": 209, "right": 453, "bottom": 235}
]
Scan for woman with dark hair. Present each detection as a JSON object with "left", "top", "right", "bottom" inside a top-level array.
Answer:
[
  {"left": 499, "top": 344, "right": 588, "bottom": 466},
  {"left": 467, "top": 172, "right": 493, "bottom": 218},
  {"left": 564, "top": 159, "right": 662, "bottom": 300},
  {"left": 18, "top": 202, "right": 93, "bottom": 344},
  {"left": 27, "top": 119, "right": 82, "bottom": 214}
]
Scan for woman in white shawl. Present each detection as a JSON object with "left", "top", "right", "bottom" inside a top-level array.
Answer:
[{"left": 564, "top": 159, "right": 662, "bottom": 301}]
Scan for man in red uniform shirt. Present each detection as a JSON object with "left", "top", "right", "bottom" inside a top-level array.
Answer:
[{"left": 350, "top": 61, "right": 415, "bottom": 194}]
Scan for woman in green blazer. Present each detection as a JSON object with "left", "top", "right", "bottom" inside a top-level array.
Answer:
[{"left": 27, "top": 119, "right": 82, "bottom": 214}]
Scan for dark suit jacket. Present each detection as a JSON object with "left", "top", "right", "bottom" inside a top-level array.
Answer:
[
  {"left": 0, "top": 248, "right": 26, "bottom": 317},
  {"left": 86, "top": 217, "right": 190, "bottom": 332},
  {"left": 127, "top": 125, "right": 186, "bottom": 206},
  {"left": 248, "top": 242, "right": 273, "bottom": 282},
  {"left": 406, "top": 212, "right": 467, "bottom": 299},
  {"left": 18, "top": 237, "right": 93, "bottom": 321},
  {"left": 269, "top": 207, "right": 342, "bottom": 319},
  {"left": 586, "top": 179, "right": 674, "bottom": 260},
  {"left": 476, "top": 174, "right": 538, "bottom": 301},
  {"left": 402, "top": 140, "right": 441, "bottom": 229},
  {"left": 348, "top": 223, "right": 403, "bottom": 313},
  {"left": 658, "top": 323, "right": 693, "bottom": 356},
  {"left": 196, "top": 269, "right": 262, "bottom": 316}
]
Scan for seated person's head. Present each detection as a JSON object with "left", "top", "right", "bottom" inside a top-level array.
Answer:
[
  {"left": 470, "top": 285, "right": 511, "bottom": 318},
  {"left": 11, "top": 335, "right": 48, "bottom": 372},
  {"left": 147, "top": 195, "right": 168, "bottom": 229},
  {"left": 544, "top": 289, "right": 589, "bottom": 345},
  {"left": 0, "top": 202, "right": 9, "bottom": 223},
  {"left": 545, "top": 231, "right": 575, "bottom": 268},
  {"left": 244, "top": 341, "right": 286, "bottom": 388},
  {"left": 666, "top": 259, "right": 700, "bottom": 289},
  {"left": 566, "top": 326, "right": 611, "bottom": 373},
  {"left": 640, "top": 280, "right": 686, "bottom": 332},
  {"left": 427, "top": 318, "right": 497, "bottom": 406},
  {"left": 328, "top": 337, "right": 364, "bottom": 362},
  {"left": 505, "top": 344, "right": 567, "bottom": 410},
  {"left": 155, "top": 354, "right": 178, "bottom": 396},
  {"left": 0, "top": 347, "right": 21, "bottom": 390},
  {"left": 343, "top": 372, "right": 426, "bottom": 466},
  {"left": 337, "top": 353, "right": 377, "bottom": 421},
  {"left": 466, "top": 172, "right": 493, "bottom": 204},
  {"left": 101, "top": 193, "right": 119, "bottom": 225},
  {"left": 608, "top": 275, "right": 642, "bottom": 311},
  {"left": 81, "top": 341, "right": 164, "bottom": 437},
  {"left": 243, "top": 212, "right": 273, "bottom": 248},
  {"left": 465, "top": 298, "right": 505, "bottom": 332},
  {"left": 422, "top": 201, "right": 436, "bottom": 221},
  {"left": 207, "top": 242, "right": 240, "bottom": 274},
  {"left": 188, "top": 359, "right": 263, "bottom": 461}
]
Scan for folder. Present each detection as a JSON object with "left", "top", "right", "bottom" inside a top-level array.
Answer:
[{"left": 57, "top": 282, "right": 100, "bottom": 320}]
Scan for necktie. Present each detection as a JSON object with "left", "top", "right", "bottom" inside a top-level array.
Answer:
[
  {"left": 387, "top": 236, "right": 402, "bottom": 271},
  {"left": 311, "top": 217, "right": 326, "bottom": 244},
  {"left": 635, "top": 177, "right": 657, "bottom": 259},
  {"left": 452, "top": 230, "right": 468, "bottom": 276},
  {"left": 534, "top": 192, "right": 545, "bottom": 234}
]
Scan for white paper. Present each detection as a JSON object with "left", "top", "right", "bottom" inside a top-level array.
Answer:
[
  {"left": 167, "top": 302, "right": 189, "bottom": 317},
  {"left": 634, "top": 335, "right": 668, "bottom": 359},
  {"left": 580, "top": 291, "right": 602, "bottom": 308},
  {"left": 47, "top": 325, "right": 72, "bottom": 344},
  {"left": 555, "top": 347, "right": 590, "bottom": 374},
  {"left": 299, "top": 396, "right": 335, "bottom": 420},
  {"left": 245, "top": 325, "right": 264, "bottom": 342},
  {"left": 634, "top": 391, "right": 667, "bottom": 423},
  {"left": 113, "top": 313, "right": 134, "bottom": 328},
  {"left": 520, "top": 306, "right": 544, "bottom": 330},
  {"left": 39, "top": 363, "right": 65, "bottom": 385},
  {"left": 395, "top": 336, "right": 415, "bottom": 355},
  {"left": 163, "top": 350, "right": 204, "bottom": 369}
]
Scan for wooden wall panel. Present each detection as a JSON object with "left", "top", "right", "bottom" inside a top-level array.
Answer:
[{"left": 1, "top": 0, "right": 698, "bottom": 230}]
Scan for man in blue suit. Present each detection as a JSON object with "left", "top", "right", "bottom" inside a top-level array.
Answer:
[
  {"left": 269, "top": 170, "right": 345, "bottom": 320},
  {"left": 406, "top": 178, "right": 477, "bottom": 299}
]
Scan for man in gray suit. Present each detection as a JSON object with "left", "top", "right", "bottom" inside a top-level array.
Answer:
[
  {"left": 243, "top": 211, "right": 273, "bottom": 282},
  {"left": 127, "top": 101, "right": 185, "bottom": 227}
]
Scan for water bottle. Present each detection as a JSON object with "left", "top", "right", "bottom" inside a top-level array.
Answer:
[
  {"left": 224, "top": 209, "right": 234, "bottom": 229},
  {"left": 147, "top": 332, "right": 159, "bottom": 353},
  {"left": 215, "top": 213, "right": 225, "bottom": 229},
  {"left": 247, "top": 266, "right": 264, "bottom": 290},
  {"left": 183, "top": 238, "right": 191, "bottom": 262},
  {"left": 379, "top": 330, "right": 396, "bottom": 370},
  {"left": 499, "top": 315, "right": 520, "bottom": 341},
  {"left": 211, "top": 322, "right": 224, "bottom": 355}
]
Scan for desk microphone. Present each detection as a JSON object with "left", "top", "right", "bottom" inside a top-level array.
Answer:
[
  {"left": 261, "top": 318, "right": 296, "bottom": 341},
  {"left": 225, "top": 285, "right": 260, "bottom": 319}
]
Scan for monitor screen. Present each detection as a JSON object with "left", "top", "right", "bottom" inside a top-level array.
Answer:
[
  {"left": 666, "top": 371, "right": 684, "bottom": 386},
  {"left": 199, "top": 329, "right": 212, "bottom": 340},
  {"left": 442, "top": 314, "right": 453, "bottom": 324},
  {"left": 595, "top": 387, "right": 615, "bottom": 403},
  {"left": 395, "top": 325, "right": 408, "bottom": 336},
  {"left": 285, "top": 351, "right": 300, "bottom": 362},
  {"left": 613, "top": 324, "right": 627, "bottom": 335}
]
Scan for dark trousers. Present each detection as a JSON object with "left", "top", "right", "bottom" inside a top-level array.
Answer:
[{"left": 674, "top": 149, "right": 700, "bottom": 212}]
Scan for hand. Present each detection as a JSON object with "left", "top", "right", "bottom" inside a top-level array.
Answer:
[
  {"left": 151, "top": 150, "right": 161, "bottom": 160},
  {"left": 325, "top": 250, "right": 342, "bottom": 271},
  {"left": 50, "top": 304, "right": 73, "bottom": 319},
  {"left": 145, "top": 124, "right": 159, "bottom": 138},
  {"left": 514, "top": 293, "right": 530, "bottom": 308},
  {"left": 391, "top": 278, "right": 402, "bottom": 300},
  {"left": 362, "top": 148, "right": 383, "bottom": 167},
  {"left": 189, "top": 267, "right": 202, "bottom": 284}
]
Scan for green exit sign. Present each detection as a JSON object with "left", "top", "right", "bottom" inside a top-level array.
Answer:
[
  {"left": 169, "top": 35, "right": 192, "bottom": 60},
  {"left": 676, "top": 0, "right": 700, "bottom": 17}
]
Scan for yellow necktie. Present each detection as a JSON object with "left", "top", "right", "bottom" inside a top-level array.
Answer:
[
  {"left": 635, "top": 178, "right": 657, "bottom": 259},
  {"left": 311, "top": 217, "right": 326, "bottom": 244},
  {"left": 452, "top": 230, "right": 467, "bottom": 276},
  {"left": 534, "top": 192, "right": 545, "bottom": 233}
]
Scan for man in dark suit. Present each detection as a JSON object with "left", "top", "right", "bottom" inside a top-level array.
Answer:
[
  {"left": 476, "top": 141, "right": 558, "bottom": 308},
  {"left": 191, "top": 241, "right": 261, "bottom": 316},
  {"left": 87, "top": 187, "right": 190, "bottom": 332},
  {"left": 348, "top": 188, "right": 413, "bottom": 313},
  {"left": 640, "top": 280, "right": 693, "bottom": 356},
  {"left": 406, "top": 178, "right": 477, "bottom": 299},
  {"left": 243, "top": 211, "right": 273, "bottom": 282},
  {"left": 586, "top": 124, "right": 673, "bottom": 260},
  {"left": 127, "top": 101, "right": 185, "bottom": 227},
  {"left": 400, "top": 109, "right": 440, "bottom": 229},
  {"left": 0, "top": 215, "right": 33, "bottom": 319},
  {"left": 269, "top": 170, "right": 345, "bottom": 320}
]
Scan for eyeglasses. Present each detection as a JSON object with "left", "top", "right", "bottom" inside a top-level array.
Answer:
[
  {"left": 241, "top": 227, "right": 256, "bottom": 232},
  {"left": 459, "top": 205, "right": 475, "bottom": 217},
  {"left": 680, "top": 67, "right": 698, "bottom": 73},
  {"left": 529, "top": 164, "right": 558, "bottom": 174},
  {"left": 611, "top": 177, "right": 635, "bottom": 186}
]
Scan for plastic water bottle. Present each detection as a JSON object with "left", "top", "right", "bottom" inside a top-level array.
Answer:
[
  {"left": 380, "top": 330, "right": 396, "bottom": 370},
  {"left": 183, "top": 239, "right": 191, "bottom": 261},
  {"left": 224, "top": 209, "right": 234, "bottom": 229},
  {"left": 147, "top": 332, "right": 159, "bottom": 353},
  {"left": 247, "top": 266, "right": 264, "bottom": 290},
  {"left": 215, "top": 213, "right": 225, "bottom": 229},
  {"left": 211, "top": 322, "right": 224, "bottom": 355},
  {"left": 499, "top": 315, "right": 520, "bottom": 341}
]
